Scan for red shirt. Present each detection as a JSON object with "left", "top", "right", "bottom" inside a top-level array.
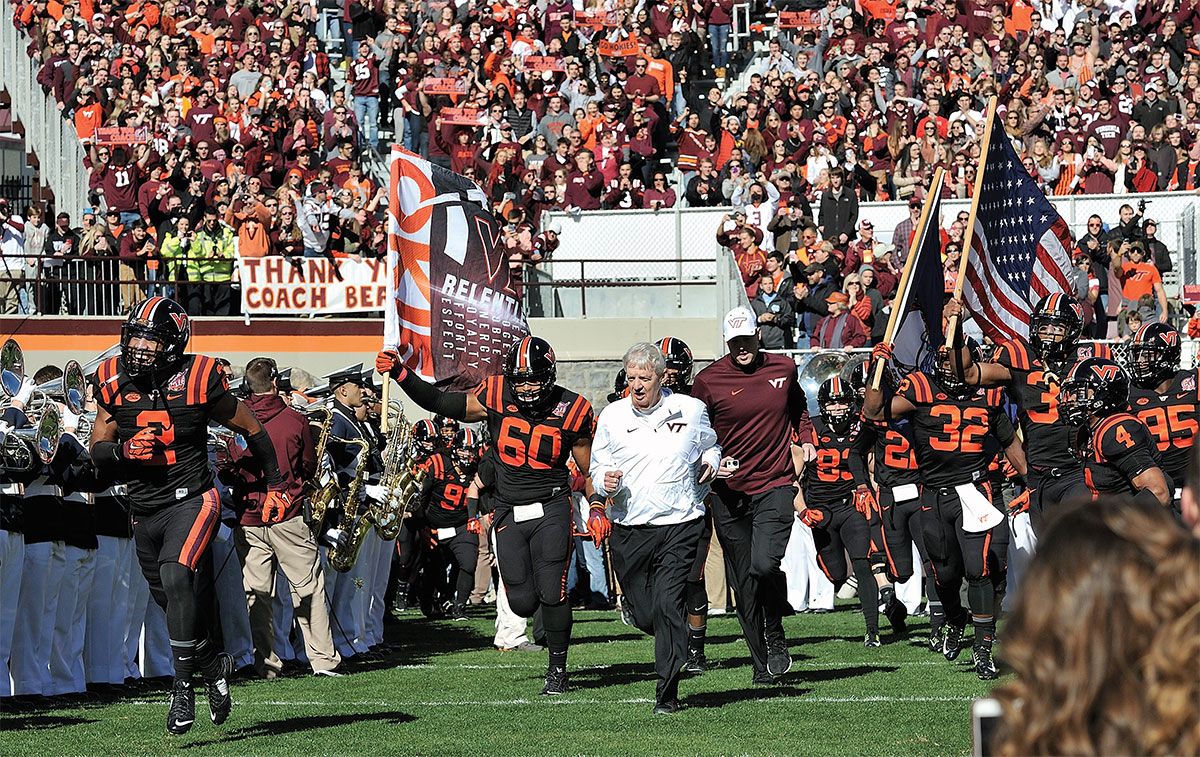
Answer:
[
  {"left": 351, "top": 56, "right": 379, "bottom": 98},
  {"left": 692, "top": 352, "right": 815, "bottom": 496}
]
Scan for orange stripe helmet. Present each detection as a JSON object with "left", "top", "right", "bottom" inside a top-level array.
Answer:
[
  {"left": 122, "top": 296, "right": 191, "bottom": 377},
  {"left": 504, "top": 335, "right": 556, "bottom": 413}
]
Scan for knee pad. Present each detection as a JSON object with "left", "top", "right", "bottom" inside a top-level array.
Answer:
[{"left": 507, "top": 588, "right": 539, "bottom": 618}]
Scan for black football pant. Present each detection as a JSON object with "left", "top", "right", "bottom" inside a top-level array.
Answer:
[
  {"left": 810, "top": 500, "right": 879, "bottom": 635},
  {"left": 492, "top": 496, "right": 573, "bottom": 652},
  {"left": 1027, "top": 466, "right": 1091, "bottom": 531},
  {"left": 709, "top": 483, "right": 794, "bottom": 676},
  {"left": 430, "top": 528, "right": 479, "bottom": 606},
  {"left": 133, "top": 489, "right": 223, "bottom": 681},
  {"left": 610, "top": 516, "right": 705, "bottom": 705},
  {"left": 877, "top": 487, "right": 928, "bottom": 583},
  {"left": 685, "top": 508, "right": 713, "bottom": 616},
  {"left": 919, "top": 482, "right": 1007, "bottom": 628}
]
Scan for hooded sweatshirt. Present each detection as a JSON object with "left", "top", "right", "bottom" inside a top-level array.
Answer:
[{"left": 218, "top": 392, "right": 316, "bottom": 526}]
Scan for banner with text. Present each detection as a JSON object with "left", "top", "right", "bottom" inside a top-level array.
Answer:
[{"left": 239, "top": 257, "right": 389, "bottom": 315}]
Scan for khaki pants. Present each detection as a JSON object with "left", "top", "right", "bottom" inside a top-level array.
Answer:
[
  {"left": 234, "top": 518, "right": 341, "bottom": 675},
  {"left": 704, "top": 528, "right": 729, "bottom": 611},
  {"left": 0, "top": 273, "right": 22, "bottom": 314},
  {"left": 118, "top": 262, "right": 147, "bottom": 313},
  {"left": 469, "top": 524, "right": 493, "bottom": 604}
]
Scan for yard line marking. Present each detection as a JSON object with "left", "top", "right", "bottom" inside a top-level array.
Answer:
[
  {"left": 118, "top": 695, "right": 974, "bottom": 708},
  {"left": 391, "top": 661, "right": 945, "bottom": 671}
]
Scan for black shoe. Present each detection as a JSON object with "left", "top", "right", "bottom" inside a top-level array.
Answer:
[
  {"left": 863, "top": 632, "right": 881, "bottom": 648},
  {"left": 880, "top": 587, "right": 909, "bottom": 635},
  {"left": 540, "top": 666, "right": 568, "bottom": 695},
  {"left": 619, "top": 598, "right": 635, "bottom": 627},
  {"left": 928, "top": 626, "right": 945, "bottom": 653},
  {"left": 390, "top": 592, "right": 408, "bottom": 614},
  {"left": 203, "top": 652, "right": 234, "bottom": 725},
  {"left": 942, "top": 622, "right": 966, "bottom": 661},
  {"left": 765, "top": 636, "right": 792, "bottom": 676},
  {"left": 653, "top": 699, "right": 680, "bottom": 714},
  {"left": 166, "top": 679, "right": 195, "bottom": 735},
  {"left": 451, "top": 604, "right": 469, "bottom": 621},
  {"left": 973, "top": 639, "right": 998, "bottom": 680},
  {"left": 683, "top": 648, "right": 707, "bottom": 674},
  {"left": 751, "top": 669, "right": 775, "bottom": 687}
]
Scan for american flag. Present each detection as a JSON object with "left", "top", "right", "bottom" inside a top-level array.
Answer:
[{"left": 962, "top": 111, "right": 1075, "bottom": 342}]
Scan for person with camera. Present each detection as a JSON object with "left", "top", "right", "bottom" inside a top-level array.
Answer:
[
  {"left": 1113, "top": 241, "right": 1169, "bottom": 325},
  {"left": 0, "top": 198, "right": 26, "bottom": 315}
]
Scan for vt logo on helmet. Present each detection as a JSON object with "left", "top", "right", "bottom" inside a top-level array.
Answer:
[
  {"left": 121, "top": 297, "right": 192, "bottom": 378},
  {"left": 1129, "top": 323, "right": 1182, "bottom": 388},
  {"left": 1029, "top": 293, "right": 1083, "bottom": 367},
  {"left": 1060, "top": 357, "right": 1130, "bottom": 427}
]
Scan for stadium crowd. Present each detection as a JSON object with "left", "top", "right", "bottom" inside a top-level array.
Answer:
[{"left": 3, "top": 0, "right": 1200, "bottom": 321}]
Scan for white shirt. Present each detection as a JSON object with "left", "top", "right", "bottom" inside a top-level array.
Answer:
[{"left": 592, "top": 389, "right": 721, "bottom": 527}]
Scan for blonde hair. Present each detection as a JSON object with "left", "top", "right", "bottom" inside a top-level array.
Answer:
[{"left": 992, "top": 498, "right": 1200, "bottom": 757}]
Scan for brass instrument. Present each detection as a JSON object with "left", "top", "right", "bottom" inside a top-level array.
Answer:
[
  {"left": 1, "top": 405, "right": 62, "bottom": 471},
  {"left": 373, "top": 399, "right": 427, "bottom": 540},
  {"left": 207, "top": 426, "right": 238, "bottom": 456},
  {"left": 326, "top": 436, "right": 372, "bottom": 573},
  {"left": 798, "top": 351, "right": 850, "bottom": 417},
  {"left": 77, "top": 411, "right": 97, "bottom": 442},
  {"left": 27, "top": 359, "right": 87, "bottom": 416},
  {"left": 1, "top": 338, "right": 24, "bottom": 403},
  {"left": 302, "top": 402, "right": 339, "bottom": 538}
]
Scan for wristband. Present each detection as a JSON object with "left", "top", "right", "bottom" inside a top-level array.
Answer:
[
  {"left": 467, "top": 495, "right": 479, "bottom": 520},
  {"left": 587, "top": 492, "right": 606, "bottom": 509},
  {"left": 91, "top": 440, "right": 123, "bottom": 472}
]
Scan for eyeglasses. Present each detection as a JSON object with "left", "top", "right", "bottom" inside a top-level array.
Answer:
[{"left": 1088, "top": 222, "right": 1102, "bottom": 227}]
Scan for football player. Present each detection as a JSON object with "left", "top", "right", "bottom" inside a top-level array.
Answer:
[
  {"left": 377, "top": 336, "right": 595, "bottom": 696},
  {"left": 434, "top": 414, "right": 460, "bottom": 449},
  {"left": 655, "top": 336, "right": 711, "bottom": 672},
  {"left": 797, "top": 377, "right": 881, "bottom": 646},
  {"left": 410, "top": 420, "right": 439, "bottom": 464},
  {"left": 865, "top": 338, "right": 1027, "bottom": 680},
  {"left": 417, "top": 428, "right": 483, "bottom": 621},
  {"left": 1128, "top": 323, "right": 1197, "bottom": 509},
  {"left": 607, "top": 368, "right": 628, "bottom": 404},
  {"left": 946, "top": 294, "right": 1103, "bottom": 521},
  {"left": 1060, "top": 358, "right": 1172, "bottom": 506},
  {"left": 89, "top": 297, "right": 291, "bottom": 734}
]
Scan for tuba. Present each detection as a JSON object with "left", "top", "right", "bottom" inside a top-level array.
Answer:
[
  {"left": 373, "top": 400, "right": 427, "bottom": 540},
  {"left": 326, "top": 436, "right": 372, "bottom": 573},
  {"left": 1, "top": 405, "right": 63, "bottom": 471},
  {"left": 798, "top": 350, "right": 850, "bottom": 417},
  {"left": 302, "top": 402, "right": 339, "bottom": 538},
  {"left": 1, "top": 338, "right": 25, "bottom": 405},
  {"left": 26, "top": 359, "right": 87, "bottom": 417}
]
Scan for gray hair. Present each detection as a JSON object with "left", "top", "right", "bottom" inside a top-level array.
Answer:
[{"left": 623, "top": 342, "right": 666, "bottom": 376}]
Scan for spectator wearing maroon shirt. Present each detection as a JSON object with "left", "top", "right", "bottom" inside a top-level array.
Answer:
[
  {"left": 644, "top": 172, "right": 676, "bottom": 209},
  {"left": 350, "top": 40, "right": 381, "bottom": 151},
  {"left": 212, "top": 0, "right": 255, "bottom": 42},
  {"left": 89, "top": 145, "right": 146, "bottom": 226},
  {"left": 810, "top": 292, "right": 869, "bottom": 349},
  {"left": 564, "top": 151, "right": 603, "bottom": 211},
  {"left": 691, "top": 306, "right": 816, "bottom": 686},
  {"left": 186, "top": 88, "right": 222, "bottom": 145}
]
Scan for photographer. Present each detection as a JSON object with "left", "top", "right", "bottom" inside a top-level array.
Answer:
[
  {"left": 1113, "top": 241, "right": 1169, "bottom": 325},
  {"left": 0, "top": 199, "right": 26, "bottom": 314}
]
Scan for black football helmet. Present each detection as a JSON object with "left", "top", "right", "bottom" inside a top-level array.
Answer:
[
  {"left": 121, "top": 296, "right": 191, "bottom": 377},
  {"left": 656, "top": 337, "right": 694, "bottom": 391},
  {"left": 1129, "top": 323, "right": 1181, "bottom": 388},
  {"left": 607, "top": 368, "right": 628, "bottom": 403},
  {"left": 934, "top": 337, "right": 981, "bottom": 397},
  {"left": 1029, "top": 293, "right": 1083, "bottom": 365},
  {"left": 434, "top": 414, "right": 460, "bottom": 446},
  {"left": 818, "top": 376, "right": 858, "bottom": 430},
  {"left": 412, "top": 419, "right": 439, "bottom": 458},
  {"left": 452, "top": 428, "right": 481, "bottom": 470},
  {"left": 846, "top": 359, "right": 870, "bottom": 402},
  {"left": 1060, "top": 357, "right": 1130, "bottom": 426},
  {"left": 505, "top": 335, "right": 557, "bottom": 413}
]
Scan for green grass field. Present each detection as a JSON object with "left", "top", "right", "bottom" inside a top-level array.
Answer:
[{"left": 0, "top": 602, "right": 1003, "bottom": 756}]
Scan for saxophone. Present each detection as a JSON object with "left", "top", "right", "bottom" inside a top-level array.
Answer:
[
  {"left": 302, "top": 404, "right": 339, "bottom": 538},
  {"left": 373, "top": 400, "right": 428, "bottom": 540},
  {"left": 327, "top": 436, "right": 373, "bottom": 573}
]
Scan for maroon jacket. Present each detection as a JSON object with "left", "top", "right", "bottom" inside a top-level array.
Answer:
[{"left": 218, "top": 392, "right": 316, "bottom": 526}]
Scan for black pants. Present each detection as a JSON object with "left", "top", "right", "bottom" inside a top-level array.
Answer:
[
  {"left": 810, "top": 502, "right": 870, "bottom": 582},
  {"left": 610, "top": 516, "right": 705, "bottom": 705},
  {"left": 186, "top": 281, "right": 234, "bottom": 317},
  {"left": 919, "top": 482, "right": 1006, "bottom": 626},
  {"left": 685, "top": 508, "right": 712, "bottom": 616},
  {"left": 133, "top": 490, "right": 222, "bottom": 673},
  {"left": 878, "top": 487, "right": 928, "bottom": 583},
  {"left": 709, "top": 483, "right": 795, "bottom": 675},
  {"left": 1027, "top": 466, "right": 1091, "bottom": 530},
  {"left": 430, "top": 528, "right": 478, "bottom": 606},
  {"left": 491, "top": 497, "right": 572, "bottom": 618}
]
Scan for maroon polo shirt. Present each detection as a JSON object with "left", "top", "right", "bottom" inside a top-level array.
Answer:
[{"left": 692, "top": 351, "right": 814, "bottom": 496}]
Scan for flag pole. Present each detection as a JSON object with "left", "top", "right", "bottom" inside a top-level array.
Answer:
[
  {"left": 870, "top": 167, "right": 946, "bottom": 391},
  {"left": 944, "top": 95, "right": 998, "bottom": 342},
  {"left": 381, "top": 147, "right": 401, "bottom": 435}
]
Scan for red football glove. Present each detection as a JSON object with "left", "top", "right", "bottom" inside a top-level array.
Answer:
[
  {"left": 122, "top": 427, "right": 160, "bottom": 461},
  {"left": 799, "top": 508, "right": 825, "bottom": 527},
  {"left": 466, "top": 517, "right": 482, "bottom": 534},
  {"left": 853, "top": 486, "right": 878, "bottom": 519},
  {"left": 1007, "top": 489, "right": 1031, "bottom": 516},
  {"left": 586, "top": 505, "right": 611, "bottom": 547},
  {"left": 375, "top": 349, "right": 408, "bottom": 381},
  {"left": 870, "top": 342, "right": 894, "bottom": 365},
  {"left": 262, "top": 490, "right": 292, "bottom": 523}
]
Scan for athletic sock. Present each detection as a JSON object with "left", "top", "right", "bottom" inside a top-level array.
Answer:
[
  {"left": 852, "top": 559, "right": 879, "bottom": 635},
  {"left": 542, "top": 602, "right": 571, "bottom": 670},
  {"left": 548, "top": 647, "right": 568, "bottom": 671},
  {"left": 170, "top": 638, "right": 198, "bottom": 681},
  {"left": 687, "top": 622, "right": 706, "bottom": 654},
  {"left": 971, "top": 614, "right": 996, "bottom": 645},
  {"left": 195, "top": 637, "right": 220, "bottom": 680}
]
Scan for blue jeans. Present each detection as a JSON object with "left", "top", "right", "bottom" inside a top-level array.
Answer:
[
  {"left": 118, "top": 211, "right": 140, "bottom": 227},
  {"left": 567, "top": 536, "right": 609, "bottom": 605},
  {"left": 710, "top": 24, "right": 730, "bottom": 70},
  {"left": 354, "top": 95, "right": 379, "bottom": 151}
]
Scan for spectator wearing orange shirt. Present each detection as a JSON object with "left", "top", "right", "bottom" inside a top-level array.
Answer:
[
  {"left": 1114, "top": 243, "right": 1168, "bottom": 323},
  {"left": 73, "top": 89, "right": 105, "bottom": 142}
]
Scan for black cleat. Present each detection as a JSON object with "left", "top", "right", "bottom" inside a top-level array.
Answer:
[
  {"left": 863, "top": 632, "right": 881, "bottom": 648},
  {"left": 973, "top": 639, "right": 998, "bottom": 680},
  {"left": 765, "top": 638, "right": 792, "bottom": 676},
  {"left": 451, "top": 604, "right": 469, "bottom": 621},
  {"left": 880, "top": 588, "right": 909, "bottom": 635},
  {"left": 942, "top": 623, "right": 966, "bottom": 661},
  {"left": 683, "top": 648, "right": 707, "bottom": 674},
  {"left": 204, "top": 652, "right": 234, "bottom": 725},
  {"left": 618, "top": 597, "right": 635, "bottom": 627},
  {"left": 653, "top": 699, "right": 680, "bottom": 714},
  {"left": 166, "top": 679, "right": 195, "bottom": 735},
  {"left": 540, "top": 666, "right": 568, "bottom": 695},
  {"left": 751, "top": 669, "right": 776, "bottom": 687},
  {"left": 928, "top": 626, "right": 945, "bottom": 653}
]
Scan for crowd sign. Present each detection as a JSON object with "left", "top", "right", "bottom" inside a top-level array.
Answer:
[
  {"left": 94, "top": 126, "right": 150, "bottom": 144},
  {"left": 597, "top": 39, "right": 639, "bottom": 57},
  {"left": 421, "top": 78, "right": 469, "bottom": 95},
  {"left": 239, "top": 257, "right": 388, "bottom": 314}
]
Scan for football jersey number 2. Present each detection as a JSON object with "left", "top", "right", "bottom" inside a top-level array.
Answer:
[{"left": 136, "top": 410, "right": 177, "bottom": 465}]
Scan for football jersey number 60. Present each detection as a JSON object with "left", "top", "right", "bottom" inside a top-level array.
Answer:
[{"left": 497, "top": 417, "right": 561, "bottom": 469}]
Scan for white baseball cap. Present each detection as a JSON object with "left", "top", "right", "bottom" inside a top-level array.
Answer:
[{"left": 722, "top": 306, "right": 758, "bottom": 342}]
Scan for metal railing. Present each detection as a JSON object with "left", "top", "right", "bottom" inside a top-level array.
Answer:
[{"left": 1, "top": 2, "right": 90, "bottom": 218}]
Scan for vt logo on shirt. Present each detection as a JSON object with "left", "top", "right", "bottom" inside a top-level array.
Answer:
[{"left": 769, "top": 377, "right": 786, "bottom": 388}]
